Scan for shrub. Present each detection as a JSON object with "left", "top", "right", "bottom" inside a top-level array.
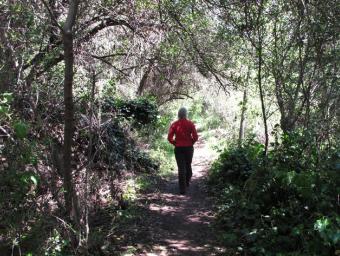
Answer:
[
  {"left": 103, "top": 96, "right": 158, "bottom": 125},
  {"left": 209, "top": 132, "right": 339, "bottom": 255},
  {"left": 209, "top": 137, "right": 264, "bottom": 188}
]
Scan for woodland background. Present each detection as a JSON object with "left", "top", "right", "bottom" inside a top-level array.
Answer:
[{"left": 0, "top": 0, "right": 339, "bottom": 255}]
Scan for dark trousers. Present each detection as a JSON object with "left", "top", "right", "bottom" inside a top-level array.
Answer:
[{"left": 174, "top": 146, "right": 194, "bottom": 193}]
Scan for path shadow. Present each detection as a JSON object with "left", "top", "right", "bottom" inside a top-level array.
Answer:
[
  {"left": 110, "top": 168, "right": 226, "bottom": 256},
  {"left": 102, "top": 136, "right": 229, "bottom": 256}
]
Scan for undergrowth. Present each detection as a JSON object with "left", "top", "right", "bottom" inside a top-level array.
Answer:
[
  {"left": 0, "top": 95, "right": 162, "bottom": 255},
  {"left": 209, "top": 131, "right": 340, "bottom": 255}
]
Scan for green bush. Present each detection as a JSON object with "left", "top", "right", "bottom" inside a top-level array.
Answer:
[
  {"left": 209, "top": 132, "right": 339, "bottom": 255},
  {"left": 209, "top": 137, "right": 264, "bottom": 188},
  {"left": 103, "top": 96, "right": 158, "bottom": 125},
  {"left": 96, "top": 120, "right": 159, "bottom": 173}
]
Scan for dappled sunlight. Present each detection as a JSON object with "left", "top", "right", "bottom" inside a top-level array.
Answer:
[
  {"left": 186, "top": 210, "right": 214, "bottom": 225},
  {"left": 145, "top": 239, "right": 226, "bottom": 256},
  {"left": 149, "top": 203, "right": 185, "bottom": 215},
  {"left": 1, "top": 0, "right": 336, "bottom": 254},
  {"left": 162, "top": 239, "right": 206, "bottom": 253},
  {"left": 116, "top": 134, "right": 226, "bottom": 256}
]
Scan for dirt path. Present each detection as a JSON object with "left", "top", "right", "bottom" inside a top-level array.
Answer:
[{"left": 116, "top": 136, "right": 226, "bottom": 256}]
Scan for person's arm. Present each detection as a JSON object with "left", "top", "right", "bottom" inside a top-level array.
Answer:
[
  {"left": 192, "top": 123, "right": 198, "bottom": 144},
  {"left": 167, "top": 124, "right": 176, "bottom": 145}
]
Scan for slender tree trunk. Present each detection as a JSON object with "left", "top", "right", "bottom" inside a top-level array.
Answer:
[
  {"left": 257, "top": 43, "right": 269, "bottom": 155},
  {"left": 238, "top": 89, "right": 247, "bottom": 147},
  {"left": 0, "top": 17, "right": 17, "bottom": 93},
  {"left": 63, "top": 29, "right": 74, "bottom": 217},
  {"left": 84, "top": 69, "right": 96, "bottom": 248},
  {"left": 0, "top": 49, "right": 16, "bottom": 93},
  {"left": 62, "top": 0, "right": 79, "bottom": 221},
  {"left": 137, "top": 59, "right": 154, "bottom": 95},
  {"left": 254, "top": 0, "right": 268, "bottom": 154}
]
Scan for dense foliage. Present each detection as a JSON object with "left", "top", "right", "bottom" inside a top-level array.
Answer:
[
  {"left": 0, "top": 0, "right": 339, "bottom": 254},
  {"left": 209, "top": 132, "right": 339, "bottom": 255},
  {"left": 0, "top": 95, "right": 160, "bottom": 254},
  {"left": 103, "top": 97, "right": 159, "bottom": 125}
]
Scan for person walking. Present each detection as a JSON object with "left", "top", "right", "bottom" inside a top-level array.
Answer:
[{"left": 168, "top": 107, "right": 198, "bottom": 194}]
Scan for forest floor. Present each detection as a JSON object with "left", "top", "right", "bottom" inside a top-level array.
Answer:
[{"left": 113, "top": 135, "right": 229, "bottom": 256}]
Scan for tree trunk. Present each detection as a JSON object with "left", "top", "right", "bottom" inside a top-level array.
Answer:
[
  {"left": 62, "top": 29, "right": 74, "bottom": 217},
  {"left": 62, "top": 0, "right": 79, "bottom": 221},
  {"left": 137, "top": 59, "right": 154, "bottom": 96},
  {"left": 0, "top": 18, "right": 17, "bottom": 93},
  {"left": 257, "top": 42, "right": 269, "bottom": 155},
  {"left": 0, "top": 49, "right": 16, "bottom": 93},
  {"left": 238, "top": 89, "right": 247, "bottom": 147},
  {"left": 84, "top": 69, "right": 96, "bottom": 247}
]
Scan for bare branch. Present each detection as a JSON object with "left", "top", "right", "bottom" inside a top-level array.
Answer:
[
  {"left": 169, "top": 11, "right": 227, "bottom": 92},
  {"left": 40, "top": 0, "right": 63, "bottom": 31},
  {"left": 90, "top": 53, "right": 127, "bottom": 59},
  {"left": 91, "top": 55, "right": 136, "bottom": 77}
]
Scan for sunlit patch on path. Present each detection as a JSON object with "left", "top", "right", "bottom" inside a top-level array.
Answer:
[{"left": 117, "top": 136, "right": 227, "bottom": 256}]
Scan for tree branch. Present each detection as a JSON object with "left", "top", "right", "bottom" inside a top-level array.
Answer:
[
  {"left": 169, "top": 11, "right": 227, "bottom": 92},
  {"left": 23, "top": 16, "right": 134, "bottom": 78},
  {"left": 40, "top": 0, "right": 63, "bottom": 31}
]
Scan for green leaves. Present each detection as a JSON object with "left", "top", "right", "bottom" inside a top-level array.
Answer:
[
  {"left": 209, "top": 133, "right": 338, "bottom": 255},
  {"left": 0, "top": 92, "right": 13, "bottom": 120},
  {"left": 276, "top": 170, "right": 316, "bottom": 199},
  {"left": 221, "top": 232, "right": 238, "bottom": 246},
  {"left": 0, "top": 92, "right": 13, "bottom": 104},
  {"left": 104, "top": 97, "right": 158, "bottom": 126},
  {"left": 30, "top": 175, "right": 38, "bottom": 186},
  {"left": 314, "top": 217, "right": 340, "bottom": 246},
  {"left": 21, "top": 172, "right": 39, "bottom": 188},
  {"left": 14, "top": 121, "right": 29, "bottom": 139}
]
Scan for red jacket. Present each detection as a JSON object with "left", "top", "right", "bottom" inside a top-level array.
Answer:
[{"left": 168, "top": 118, "right": 198, "bottom": 147}]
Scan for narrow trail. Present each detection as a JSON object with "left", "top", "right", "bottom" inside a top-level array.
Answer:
[{"left": 116, "top": 136, "right": 226, "bottom": 256}]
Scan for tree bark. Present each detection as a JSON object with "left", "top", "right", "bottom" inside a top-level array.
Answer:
[
  {"left": 238, "top": 89, "right": 247, "bottom": 147},
  {"left": 257, "top": 43, "right": 268, "bottom": 155},
  {"left": 0, "top": 13, "right": 18, "bottom": 93},
  {"left": 137, "top": 59, "right": 154, "bottom": 95},
  {"left": 0, "top": 48, "right": 16, "bottom": 93},
  {"left": 62, "top": 0, "right": 79, "bottom": 220},
  {"left": 256, "top": 1, "right": 269, "bottom": 155}
]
